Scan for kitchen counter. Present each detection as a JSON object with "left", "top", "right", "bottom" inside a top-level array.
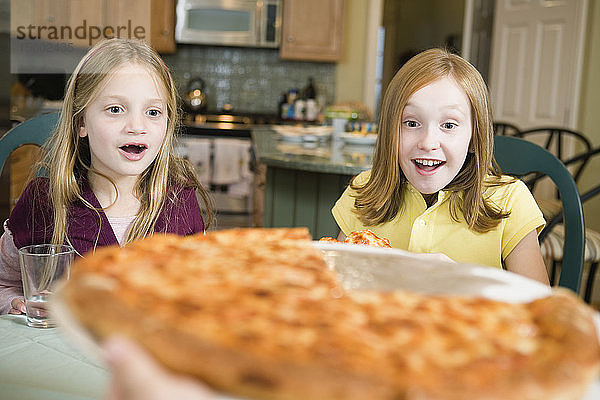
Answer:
[
  {"left": 251, "top": 127, "right": 373, "bottom": 175},
  {"left": 251, "top": 127, "right": 374, "bottom": 239}
]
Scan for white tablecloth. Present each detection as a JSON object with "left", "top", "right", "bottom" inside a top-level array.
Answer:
[{"left": 0, "top": 314, "right": 107, "bottom": 400}]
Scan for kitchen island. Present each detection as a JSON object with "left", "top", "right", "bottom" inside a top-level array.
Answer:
[{"left": 251, "top": 127, "right": 373, "bottom": 239}]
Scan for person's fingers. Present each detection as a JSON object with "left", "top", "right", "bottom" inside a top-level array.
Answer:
[
  {"left": 104, "top": 336, "right": 157, "bottom": 371},
  {"left": 104, "top": 336, "right": 162, "bottom": 399},
  {"left": 103, "top": 336, "right": 215, "bottom": 400},
  {"left": 10, "top": 298, "right": 26, "bottom": 314},
  {"left": 104, "top": 378, "right": 117, "bottom": 400}
]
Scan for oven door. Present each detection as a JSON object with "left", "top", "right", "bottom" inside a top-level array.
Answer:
[{"left": 176, "top": 0, "right": 259, "bottom": 46}]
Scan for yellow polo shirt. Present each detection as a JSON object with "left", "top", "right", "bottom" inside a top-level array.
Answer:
[{"left": 331, "top": 170, "right": 545, "bottom": 269}]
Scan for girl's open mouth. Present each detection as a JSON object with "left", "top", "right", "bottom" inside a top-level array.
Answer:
[
  {"left": 413, "top": 158, "right": 445, "bottom": 173},
  {"left": 120, "top": 144, "right": 147, "bottom": 154},
  {"left": 119, "top": 144, "right": 148, "bottom": 161}
]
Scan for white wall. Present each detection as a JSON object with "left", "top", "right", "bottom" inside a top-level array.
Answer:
[{"left": 578, "top": 1, "right": 600, "bottom": 232}]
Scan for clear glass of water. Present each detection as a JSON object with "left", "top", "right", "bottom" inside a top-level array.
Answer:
[{"left": 18, "top": 244, "right": 74, "bottom": 328}]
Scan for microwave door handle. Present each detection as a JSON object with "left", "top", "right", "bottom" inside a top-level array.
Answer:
[{"left": 256, "top": 2, "right": 263, "bottom": 45}]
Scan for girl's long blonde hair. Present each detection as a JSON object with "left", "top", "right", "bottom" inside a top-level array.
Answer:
[
  {"left": 39, "top": 38, "right": 214, "bottom": 249},
  {"left": 353, "top": 48, "right": 508, "bottom": 233}
]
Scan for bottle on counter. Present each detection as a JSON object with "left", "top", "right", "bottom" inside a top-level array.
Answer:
[
  {"left": 304, "top": 77, "right": 318, "bottom": 122},
  {"left": 305, "top": 99, "right": 318, "bottom": 122},
  {"left": 294, "top": 98, "right": 306, "bottom": 121},
  {"left": 279, "top": 92, "right": 289, "bottom": 120},
  {"left": 304, "top": 77, "right": 316, "bottom": 100},
  {"left": 286, "top": 88, "right": 298, "bottom": 120}
]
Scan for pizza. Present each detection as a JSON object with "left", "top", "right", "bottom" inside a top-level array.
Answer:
[
  {"left": 61, "top": 227, "right": 600, "bottom": 400},
  {"left": 320, "top": 229, "right": 392, "bottom": 247}
]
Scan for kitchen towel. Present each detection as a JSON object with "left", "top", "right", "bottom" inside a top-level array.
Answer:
[
  {"left": 179, "top": 137, "right": 211, "bottom": 185},
  {"left": 212, "top": 138, "right": 246, "bottom": 185},
  {"left": 228, "top": 140, "right": 253, "bottom": 198}
]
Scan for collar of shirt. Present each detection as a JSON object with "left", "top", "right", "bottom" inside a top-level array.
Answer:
[{"left": 405, "top": 182, "right": 452, "bottom": 214}]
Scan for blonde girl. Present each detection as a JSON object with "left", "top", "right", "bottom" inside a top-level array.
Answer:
[
  {"left": 332, "top": 48, "right": 549, "bottom": 284},
  {"left": 1, "top": 39, "right": 215, "bottom": 314}
]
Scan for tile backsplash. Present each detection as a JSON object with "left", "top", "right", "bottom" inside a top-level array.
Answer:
[{"left": 162, "top": 45, "right": 336, "bottom": 115}]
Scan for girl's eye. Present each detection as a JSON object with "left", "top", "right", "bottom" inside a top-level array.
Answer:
[
  {"left": 107, "top": 106, "right": 123, "bottom": 114},
  {"left": 147, "top": 109, "right": 162, "bottom": 117},
  {"left": 442, "top": 122, "right": 457, "bottom": 129},
  {"left": 404, "top": 120, "right": 419, "bottom": 128}
]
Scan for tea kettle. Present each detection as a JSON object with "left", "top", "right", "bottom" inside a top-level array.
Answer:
[{"left": 184, "top": 77, "right": 207, "bottom": 113}]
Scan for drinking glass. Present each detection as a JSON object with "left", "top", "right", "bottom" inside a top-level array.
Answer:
[{"left": 18, "top": 244, "right": 74, "bottom": 328}]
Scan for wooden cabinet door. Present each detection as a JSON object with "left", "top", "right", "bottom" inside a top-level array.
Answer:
[
  {"left": 69, "top": 0, "right": 105, "bottom": 48},
  {"left": 71, "top": 0, "right": 175, "bottom": 52},
  {"left": 12, "top": 0, "right": 71, "bottom": 44},
  {"left": 280, "top": 0, "right": 345, "bottom": 62},
  {"left": 150, "top": 0, "right": 176, "bottom": 53},
  {"left": 105, "top": 0, "right": 151, "bottom": 45},
  {"left": 12, "top": 0, "right": 175, "bottom": 58},
  {"left": 104, "top": 0, "right": 175, "bottom": 53}
]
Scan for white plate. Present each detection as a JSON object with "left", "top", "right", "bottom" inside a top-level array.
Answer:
[
  {"left": 274, "top": 126, "right": 333, "bottom": 142},
  {"left": 313, "top": 242, "right": 552, "bottom": 300},
  {"left": 339, "top": 132, "right": 378, "bottom": 145}
]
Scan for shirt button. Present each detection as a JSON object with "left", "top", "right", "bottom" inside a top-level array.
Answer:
[{"left": 420, "top": 220, "right": 426, "bottom": 226}]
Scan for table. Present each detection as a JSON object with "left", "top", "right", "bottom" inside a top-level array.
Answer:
[{"left": 0, "top": 314, "right": 107, "bottom": 400}]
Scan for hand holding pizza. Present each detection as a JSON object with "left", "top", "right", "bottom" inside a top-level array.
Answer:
[{"left": 104, "top": 337, "right": 216, "bottom": 400}]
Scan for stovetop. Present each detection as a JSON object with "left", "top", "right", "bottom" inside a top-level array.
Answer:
[
  {"left": 183, "top": 111, "right": 281, "bottom": 128},
  {"left": 182, "top": 112, "right": 280, "bottom": 138}
]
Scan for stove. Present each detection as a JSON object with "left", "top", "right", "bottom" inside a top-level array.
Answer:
[
  {"left": 182, "top": 112, "right": 280, "bottom": 138},
  {"left": 179, "top": 111, "right": 279, "bottom": 226}
]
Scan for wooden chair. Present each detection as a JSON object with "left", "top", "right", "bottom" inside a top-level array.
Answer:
[
  {"left": 0, "top": 112, "right": 59, "bottom": 173},
  {"left": 0, "top": 113, "right": 59, "bottom": 218},
  {"left": 493, "top": 135, "right": 585, "bottom": 292}
]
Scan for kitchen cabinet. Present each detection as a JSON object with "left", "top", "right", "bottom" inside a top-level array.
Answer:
[
  {"left": 264, "top": 167, "right": 351, "bottom": 239},
  {"left": 86, "top": 0, "right": 176, "bottom": 53},
  {"left": 149, "top": 0, "right": 176, "bottom": 53},
  {"left": 280, "top": 0, "right": 345, "bottom": 62},
  {"left": 13, "top": 0, "right": 175, "bottom": 53},
  {"left": 252, "top": 127, "right": 371, "bottom": 239},
  {"left": 67, "top": 0, "right": 104, "bottom": 47}
]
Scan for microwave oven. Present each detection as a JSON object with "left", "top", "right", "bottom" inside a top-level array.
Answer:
[{"left": 175, "top": 0, "right": 282, "bottom": 48}]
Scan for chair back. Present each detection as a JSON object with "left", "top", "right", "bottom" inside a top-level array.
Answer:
[
  {"left": 494, "top": 135, "right": 585, "bottom": 291},
  {"left": 517, "top": 127, "right": 592, "bottom": 185},
  {"left": 493, "top": 122, "right": 521, "bottom": 136},
  {"left": 0, "top": 112, "right": 59, "bottom": 173}
]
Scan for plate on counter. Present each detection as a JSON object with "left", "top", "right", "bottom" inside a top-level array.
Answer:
[
  {"left": 274, "top": 125, "right": 333, "bottom": 142},
  {"left": 339, "top": 132, "right": 378, "bottom": 146},
  {"left": 276, "top": 143, "right": 332, "bottom": 158}
]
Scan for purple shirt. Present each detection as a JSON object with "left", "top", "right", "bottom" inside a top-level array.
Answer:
[{"left": 7, "top": 177, "right": 205, "bottom": 256}]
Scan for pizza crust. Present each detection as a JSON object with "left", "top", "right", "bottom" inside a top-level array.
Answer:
[{"left": 62, "top": 228, "right": 600, "bottom": 400}]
